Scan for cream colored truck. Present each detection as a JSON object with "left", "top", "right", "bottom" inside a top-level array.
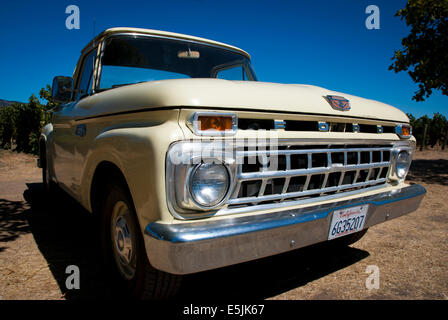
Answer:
[{"left": 40, "top": 27, "right": 426, "bottom": 299}]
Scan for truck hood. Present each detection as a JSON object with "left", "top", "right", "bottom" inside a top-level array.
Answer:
[{"left": 87, "top": 79, "right": 409, "bottom": 123}]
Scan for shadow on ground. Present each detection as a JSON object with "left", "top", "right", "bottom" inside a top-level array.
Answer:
[
  {"left": 407, "top": 159, "right": 448, "bottom": 185},
  {"left": 178, "top": 241, "right": 369, "bottom": 300},
  {"left": 0, "top": 182, "right": 370, "bottom": 300},
  {"left": 0, "top": 199, "right": 31, "bottom": 243}
]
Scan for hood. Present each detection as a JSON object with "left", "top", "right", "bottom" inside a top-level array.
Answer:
[{"left": 85, "top": 79, "right": 409, "bottom": 123}]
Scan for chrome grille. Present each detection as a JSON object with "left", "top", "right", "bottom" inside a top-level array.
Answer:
[{"left": 228, "top": 144, "right": 392, "bottom": 207}]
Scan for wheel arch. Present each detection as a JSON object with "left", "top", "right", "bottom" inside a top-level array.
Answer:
[{"left": 90, "top": 161, "right": 132, "bottom": 218}]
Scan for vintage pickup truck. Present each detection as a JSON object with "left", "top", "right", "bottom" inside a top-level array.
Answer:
[{"left": 40, "top": 27, "right": 426, "bottom": 299}]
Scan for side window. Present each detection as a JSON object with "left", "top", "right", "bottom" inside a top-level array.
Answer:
[
  {"left": 77, "top": 50, "right": 96, "bottom": 99},
  {"left": 216, "top": 64, "right": 247, "bottom": 81}
]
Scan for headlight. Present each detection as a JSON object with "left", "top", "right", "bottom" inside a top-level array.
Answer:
[
  {"left": 189, "top": 162, "right": 230, "bottom": 207},
  {"left": 166, "top": 141, "right": 237, "bottom": 218},
  {"left": 396, "top": 151, "right": 411, "bottom": 179}
]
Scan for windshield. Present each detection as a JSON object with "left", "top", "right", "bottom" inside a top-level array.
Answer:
[{"left": 98, "top": 35, "right": 257, "bottom": 89}]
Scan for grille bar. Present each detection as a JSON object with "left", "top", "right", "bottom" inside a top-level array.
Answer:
[
  {"left": 228, "top": 178, "right": 388, "bottom": 205},
  {"left": 240, "top": 146, "right": 392, "bottom": 156},
  {"left": 281, "top": 155, "right": 292, "bottom": 194}
]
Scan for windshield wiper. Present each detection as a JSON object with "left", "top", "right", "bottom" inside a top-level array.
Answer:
[
  {"left": 112, "top": 81, "right": 149, "bottom": 88},
  {"left": 96, "top": 81, "right": 151, "bottom": 92}
]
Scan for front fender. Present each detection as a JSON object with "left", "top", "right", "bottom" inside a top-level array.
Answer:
[{"left": 81, "top": 116, "right": 184, "bottom": 233}]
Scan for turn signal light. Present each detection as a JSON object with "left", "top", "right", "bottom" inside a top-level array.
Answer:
[
  {"left": 395, "top": 124, "right": 412, "bottom": 139},
  {"left": 198, "top": 115, "right": 233, "bottom": 131},
  {"left": 190, "top": 112, "right": 238, "bottom": 135},
  {"left": 401, "top": 126, "right": 411, "bottom": 137}
]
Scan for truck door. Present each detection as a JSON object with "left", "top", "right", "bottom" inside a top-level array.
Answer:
[{"left": 52, "top": 48, "right": 96, "bottom": 199}]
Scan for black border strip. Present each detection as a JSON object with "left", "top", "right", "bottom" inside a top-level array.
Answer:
[{"left": 74, "top": 106, "right": 405, "bottom": 123}]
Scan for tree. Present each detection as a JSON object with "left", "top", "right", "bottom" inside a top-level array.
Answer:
[
  {"left": 406, "top": 112, "right": 416, "bottom": 125},
  {"left": 389, "top": 0, "right": 448, "bottom": 101},
  {"left": 429, "top": 112, "right": 448, "bottom": 147},
  {"left": 39, "top": 85, "right": 56, "bottom": 124},
  {"left": 0, "top": 105, "right": 17, "bottom": 149},
  {"left": 411, "top": 114, "right": 431, "bottom": 147},
  {"left": 39, "top": 85, "right": 57, "bottom": 111},
  {"left": 0, "top": 85, "right": 53, "bottom": 154},
  {"left": 407, "top": 112, "right": 448, "bottom": 148},
  {"left": 14, "top": 95, "right": 44, "bottom": 154}
]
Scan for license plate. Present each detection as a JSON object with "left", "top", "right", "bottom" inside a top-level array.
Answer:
[{"left": 328, "top": 205, "right": 368, "bottom": 240}]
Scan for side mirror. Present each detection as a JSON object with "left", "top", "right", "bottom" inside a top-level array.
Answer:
[{"left": 52, "top": 76, "right": 73, "bottom": 104}]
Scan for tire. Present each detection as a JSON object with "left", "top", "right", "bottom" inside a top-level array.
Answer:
[
  {"left": 100, "top": 182, "right": 181, "bottom": 300},
  {"left": 329, "top": 228, "right": 369, "bottom": 247}
]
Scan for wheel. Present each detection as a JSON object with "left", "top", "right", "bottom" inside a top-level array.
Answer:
[
  {"left": 100, "top": 182, "right": 182, "bottom": 300},
  {"left": 329, "top": 228, "right": 369, "bottom": 247}
]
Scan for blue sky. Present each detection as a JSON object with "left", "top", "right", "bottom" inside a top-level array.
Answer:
[{"left": 0, "top": 0, "right": 446, "bottom": 118}]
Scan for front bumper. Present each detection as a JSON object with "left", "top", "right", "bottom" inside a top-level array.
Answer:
[{"left": 144, "top": 184, "right": 426, "bottom": 275}]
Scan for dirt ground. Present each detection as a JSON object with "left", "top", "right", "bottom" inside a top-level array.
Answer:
[{"left": 0, "top": 148, "right": 447, "bottom": 300}]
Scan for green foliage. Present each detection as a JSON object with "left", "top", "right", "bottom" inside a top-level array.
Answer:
[
  {"left": 389, "top": 0, "right": 448, "bottom": 101},
  {"left": 0, "top": 105, "right": 17, "bottom": 149},
  {"left": 39, "top": 84, "right": 57, "bottom": 111},
  {"left": 0, "top": 86, "right": 54, "bottom": 155},
  {"left": 14, "top": 95, "right": 44, "bottom": 153},
  {"left": 39, "top": 85, "right": 56, "bottom": 125},
  {"left": 429, "top": 112, "right": 448, "bottom": 147},
  {"left": 409, "top": 112, "right": 448, "bottom": 148}
]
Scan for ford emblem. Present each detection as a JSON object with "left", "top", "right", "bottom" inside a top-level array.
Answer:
[{"left": 326, "top": 95, "right": 351, "bottom": 111}]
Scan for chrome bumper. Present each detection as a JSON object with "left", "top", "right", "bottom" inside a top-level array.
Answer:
[{"left": 144, "top": 184, "right": 426, "bottom": 275}]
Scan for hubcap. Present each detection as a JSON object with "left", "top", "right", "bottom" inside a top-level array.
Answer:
[
  {"left": 115, "top": 216, "right": 133, "bottom": 265},
  {"left": 111, "top": 201, "right": 136, "bottom": 280}
]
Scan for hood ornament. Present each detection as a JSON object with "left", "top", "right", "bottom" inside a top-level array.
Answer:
[{"left": 325, "top": 95, "right": 351, "bottom": 111}]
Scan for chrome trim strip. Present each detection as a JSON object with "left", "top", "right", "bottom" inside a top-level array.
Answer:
[
  {"left": 239, "top": 146, "right": 392, "bottom": 156},
  {"left": 233, "top": 138, "right": 406, "bottom": 146},
  {"left": 101, "top": 32, "right": 251, "bottom": 59}
]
